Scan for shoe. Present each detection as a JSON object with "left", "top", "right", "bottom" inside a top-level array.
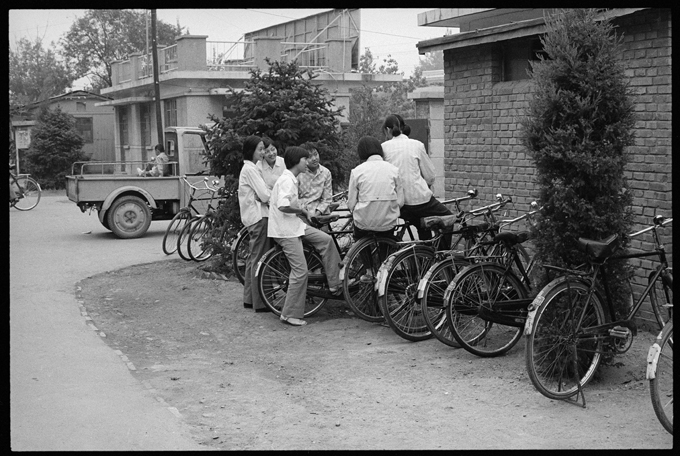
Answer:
[
  {"left": 243, "top": 303, "right": 253, "bottom": 309},
  {"left": 328, "top": 286, "right": 343, "bottom": 297},
  {"left": 255, "top": 307, "right": 271, "bottom": 313},
  {"left": 280, "top": 316, "right": 307, "bottom": 326},
  {"left": 359, "top": 271, "right": 375, "bottom": 283}
]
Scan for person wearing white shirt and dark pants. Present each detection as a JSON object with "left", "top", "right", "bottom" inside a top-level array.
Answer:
[
  {"left": 238, "top": 136, "right": 271, "bottom": 312},
  {"left": 347, "top": 136, "right": 404, "bottom": 240},
  {"left": 268, "top": 147, "right": 342, "bottom": 326},
  {"left": 381, "top": 114, "right": 452, "bottom": 250},
  {"left": 257, "top": 137, "right": 285, "bottom": 190}
]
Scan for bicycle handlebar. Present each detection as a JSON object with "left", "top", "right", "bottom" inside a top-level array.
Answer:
[
  {"left": 629, "top": 215, "right": 672, "bottom": 238},
  {"left": 181, "top": 175, "right": 220, "bottom": 193}
]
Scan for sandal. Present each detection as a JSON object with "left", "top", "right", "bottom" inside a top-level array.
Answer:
[{"left": 280, "top": 316, "right": 307, "bottom": 326}]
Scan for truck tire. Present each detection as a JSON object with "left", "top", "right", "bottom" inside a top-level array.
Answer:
[{"left": 106, "top": 195, "right": 152, "bottom": 239}]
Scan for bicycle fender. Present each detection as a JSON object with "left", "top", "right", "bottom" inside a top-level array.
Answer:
[
  {"left": 101, "top": 186, "right": 158, "bottom": 213},
  {"left": 646, "top": 342, "right": 661, "bottom": 380},
  {"left": 442, "top": 263, "right": 477, "bottom": 305},
  {"left": 524, "top": 275, "right": 593, "bottom": 336},
  {"left": 375, "top": 253, "right": 398, "bottom": 296}
]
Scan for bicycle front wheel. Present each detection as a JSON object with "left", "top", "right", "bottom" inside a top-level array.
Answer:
[
  {"left": 256, "top": 245, "right": 327, "bottom": 317},
  {"left": 231, "top": 227, "right": 250, "bottom": 285},
  {"left": 419, "top": 256, "right": 470, "bottom": 347},
  {"left": 342, "top": 236, "right": 399, "bottom": 322},
  {"left": 162, "top": 210, "right": 191, "bottom": 255},
  {"left": 188, "top": 214, "right": 215, "bottom": 262},
  {"left": 445, "top": 263, "right": 527, "bottom": 357},
  {"left": 177, "top": 216, "right": 199, "bottom": 261},
  {"left": 12, "top": 176, "right": 41, "bottom": 211},
  {"left": 649, "top": 320, "right": 673, "bottom": 434},
  {"left": 525, "top": 279, "right": 607, "bottom": 400},
  {"left": 379, "top": 245, "right": 435, "bottom": 341}
]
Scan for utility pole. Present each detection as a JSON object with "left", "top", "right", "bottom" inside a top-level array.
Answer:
[{"left": 151, "top": 9, "right": 163, "bottom": 146}]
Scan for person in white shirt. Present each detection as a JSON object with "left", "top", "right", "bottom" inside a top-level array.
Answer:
[
  {"left": 381, "top": 114, "right": 452, "bottom": 249},
  {"left": 347, "top": 136, "right": 404, "bottom": 240},
  {"left": 268, "top": 146, "right": 342, "bottom": 326},
  {"left": 297, "top": 143, "right": 333, "bottom": 217},
  {"left": 257, "top": 137, "right": 285, "bottom": 190},
  {"left": 238, "top": 135, "right": 271, "bottom": 312}
]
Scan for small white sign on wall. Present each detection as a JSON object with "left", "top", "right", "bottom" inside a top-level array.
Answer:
[{"left": 16, "top": 129, "right": 31, "bottom": 149}]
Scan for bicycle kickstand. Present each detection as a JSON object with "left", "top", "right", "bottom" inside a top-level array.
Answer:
[{"left": 563, "top": 344, "right": 587, "bottom": 408}]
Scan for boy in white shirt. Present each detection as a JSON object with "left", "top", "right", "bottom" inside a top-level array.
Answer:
[{"left": 268, "top": 146, "right": 342, "bottom": 326}]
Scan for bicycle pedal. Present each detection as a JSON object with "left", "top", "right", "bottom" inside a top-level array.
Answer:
[{"left": 608, "top": 326, "right": 631, "bottom": 339}]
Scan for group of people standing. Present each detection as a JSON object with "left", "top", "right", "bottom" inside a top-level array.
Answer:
[{"left": 237, "top": 114, "right": 452, "bottom": 327}]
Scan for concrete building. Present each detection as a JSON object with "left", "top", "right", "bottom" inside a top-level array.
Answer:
[
  {"left": 416, "top": 8, "right": 672, "bottom": 328},
  {"left": 98, "top": 9, "right": 402, "bottom": 166}
]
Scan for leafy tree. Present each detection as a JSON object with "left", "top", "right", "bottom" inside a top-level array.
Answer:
[
  {"left": 9, "top": 37, "right": 75, "bottom": 107},
  {"left": 60, "top": 9, "right": 183, "bottom": 89},
  {"left": 24, "top": 106, "right": 88, "bottom": 190},
  {"left": 520, "top": 9, "right": 636, "bottom": 316},
  {"left": 199, "top": 59, "right": 344, "bottom": 273}
]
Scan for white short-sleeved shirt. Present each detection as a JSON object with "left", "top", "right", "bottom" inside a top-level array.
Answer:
[
  {"left": 381, "top": 134, "right": 436, "bottom": 206},
  {"left": 238, "top": 160, "right": 270, "bottom": 227},
  {"left": 257, "top": 155, "right": 286, "bottom": 190},
  {"left": 347, "top": 156, "right": 404, "bottom": 232},
  {"left": 268, "top": 169, "right": 306, "bottom": 238}
]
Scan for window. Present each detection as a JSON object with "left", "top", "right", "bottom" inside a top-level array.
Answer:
[
  {"left": 76, "top": 102, "right": 86, "bottom": 112},
  {"left": 140, "top": 103, "right": 152, "bottom": 148},
  {"left": 75, "top": 117, "right": 93, "bottom": 143},
  {"left": 119, "top": 107, "right": 129, "bottom": 146},
  {"left": 501, "top": 37, "right": 544, "bottom": 81},
  {"left": 164, "top": 99, "right": 177, "bottom": 128}
]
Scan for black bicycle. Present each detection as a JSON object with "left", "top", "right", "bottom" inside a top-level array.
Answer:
[
  {"left": 524, "top": 214, "right": 673, "bottom": 407},
  {"left": 9, "top": 164, "right": 41, "bottom": 211}
]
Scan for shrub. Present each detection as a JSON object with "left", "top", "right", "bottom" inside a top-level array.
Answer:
[{"left": 520, "top": 9, "right": 636, "bottom": 318}]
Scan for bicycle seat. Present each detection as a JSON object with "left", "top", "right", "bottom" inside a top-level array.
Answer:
[
  {"left": 493, "top": 231, "right": 531, "bottom": 246},
  {"left": 577, "top": 234, "right": 619, "bottom": 260},
  {"left": 311, "top": 214, "right": 339, "bottom": 227},
  {"left": 421, "top": 214, "right": 459, "bottom": 229}
]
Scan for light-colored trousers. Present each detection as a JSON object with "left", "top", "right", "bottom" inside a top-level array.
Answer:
[
  {"left": 243, "top": 218, "right": 270, "bottom": 310},
  {"left": 273, "top": 225, "right": 342, "bottom": 319}
]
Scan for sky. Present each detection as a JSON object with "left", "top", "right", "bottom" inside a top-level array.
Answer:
[{"left": 8, "top": 8, "right": 455, "bottom": 89}]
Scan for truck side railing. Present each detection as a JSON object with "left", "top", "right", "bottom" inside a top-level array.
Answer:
[{"left": 70, "top": 161, "right": 182, "bottom": 177}]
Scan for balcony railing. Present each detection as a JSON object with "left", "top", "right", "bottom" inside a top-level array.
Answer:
[
  {"left": 280, "top": 42, "right": 327, "bottom": 69},
  {"left": 206, "top": 40, "right": 256, "bottom": 71}
]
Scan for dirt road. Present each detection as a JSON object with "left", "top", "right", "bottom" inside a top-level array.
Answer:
[{"left": 78, "top": 259, "right": 673, "bottom": 450}]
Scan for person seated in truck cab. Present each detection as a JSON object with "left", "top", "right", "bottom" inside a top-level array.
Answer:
[{"left": 137, "top": 144, "right": 169, "bottom": 177}]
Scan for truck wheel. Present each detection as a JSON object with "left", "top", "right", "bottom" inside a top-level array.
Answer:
[
  {"left": 100, "top": 212, "right": 111, "bottom": 231},
  {"left": 106, "top": 195, "right": 152, "bottom": 239}
]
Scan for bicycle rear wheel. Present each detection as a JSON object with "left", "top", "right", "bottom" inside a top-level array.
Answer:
[
  {"left": 445, "top": 263, "right": 526, "bottom": 357},
  {"left": 188, "top": 214, "right": 214, "bottom": 261},
  {"left": 525, "top": 280, "right": 607, "bottom": 400},
  {"left": 649, "top": 320, "right": 673, "bottom": 434},
  {"left": 12, "top": 176, "right": 41, "bottom": 211},
  {"left": 419, "top": 256, "right": 470, "bottom": 347},
  {"left": 379, "top": 245, "right": 435, "bottom": 341},
  {"left": 256, "top": 245, "right": 327, "bottom": 317},
  {"left": 649, "top": 269, "right": 673, "bottom": 329},
  {"left": 162, "top": 210, "right": 191, "bottom": 255},
  {"left": 231, "top": 227, "right": 250, "bottom": 285},
  {"left": 342, "top": 236, "right": 399, "bottom": 322}
]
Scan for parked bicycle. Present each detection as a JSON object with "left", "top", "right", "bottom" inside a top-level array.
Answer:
[
  {"left": 441, "top": 204, "right": 541, "bottom": 356},
  {"left": 161, "top": 176, "right": 219, "bottom": 256},
  {"left": 646, "top": 312, "right": 673, "bottom": 435},
  {"left": 376, "top": 192, "right": 513, "bottom": 342},
  {"left": 9, "top": 164, "right": 41, "bottom": 211},
  {"left": 524, "top": 214, "right": 673, "bottom": 407}
]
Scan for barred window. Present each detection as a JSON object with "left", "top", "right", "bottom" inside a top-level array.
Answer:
[{"left": 75, "top": 117, "right": 93, "bottom": 143}]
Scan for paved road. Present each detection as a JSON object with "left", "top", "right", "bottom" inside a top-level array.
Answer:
[{"left": 10, "top": 193, "right": 202, "bottom": 450}]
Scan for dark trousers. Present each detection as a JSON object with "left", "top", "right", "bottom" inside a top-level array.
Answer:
[
  {"left": 352, "top": 225, "right": 397, "bottom": 242},
  {"left": 399, "top": 196, "right": 452, "bottom": 250}
]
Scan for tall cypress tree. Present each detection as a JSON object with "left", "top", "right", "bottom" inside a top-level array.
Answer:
[{"left": 520, "top": 9, "right": 636, "bottom": 316}]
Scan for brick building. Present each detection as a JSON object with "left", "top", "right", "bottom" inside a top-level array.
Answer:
[{"left": 416, "top": 8, "right": 672, "bottom": 328}]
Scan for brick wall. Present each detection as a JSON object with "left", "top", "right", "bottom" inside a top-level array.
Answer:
[{"left": 442, "top": 8, "right": 672, "bottom": 329}]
